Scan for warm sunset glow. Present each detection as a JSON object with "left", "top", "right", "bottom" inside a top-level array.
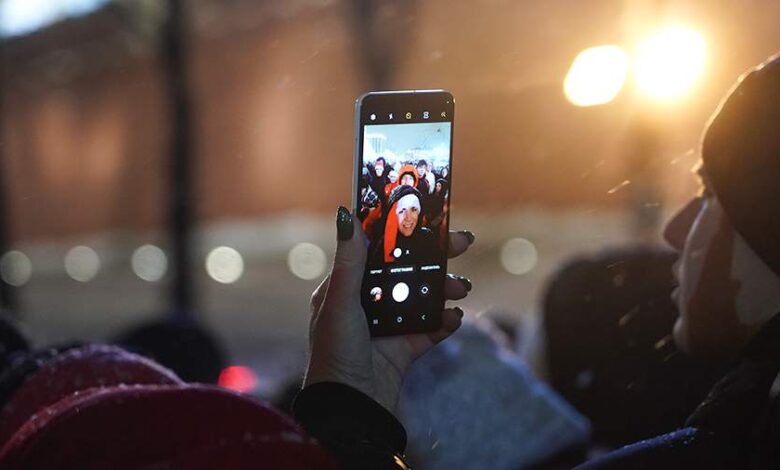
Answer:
[
  {"left": 634, "top": 26, "right": 706, "bottom": 100},
  {"left": 564, "top": 45, "right": 629, "bottom": 107}
]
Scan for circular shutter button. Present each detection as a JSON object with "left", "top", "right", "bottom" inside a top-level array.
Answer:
[{"left": 392, "top": 282, "right": 410, "bottom": 302}]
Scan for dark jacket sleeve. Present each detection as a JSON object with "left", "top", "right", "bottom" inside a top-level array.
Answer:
[
  {"left": 293, "top": 382, "right": 410, "bottom": 470},
  {"left": 575, "top": 427, "right": 744, "bottom": 469}
]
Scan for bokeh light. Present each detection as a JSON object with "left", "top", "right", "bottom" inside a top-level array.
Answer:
[
  {"left": 131, "top": 244, "right": 168, "bottom": 282},
  {"left": 64, "top": 245, "right": 101, "bottom": 282},
  {"left": 205, "top": 246, "right": 244, "bottom": 284},
  {"left": 634, "top": 26, "right": 706, "bottom": 100},
  {"left": 218, "top": 365, "right": 259, "bottom": 393},
  {"left": 564, "top": 45, "right": 629, "bottom": 107},
  {"left": 500, "top": 238, "right": 538, "bottom": 275},
  {"left": 0, "top": 250, "right": 33, "bottom": 286},
  {"left": 287, "top": 242, "right": 327, "bottom": 280}
]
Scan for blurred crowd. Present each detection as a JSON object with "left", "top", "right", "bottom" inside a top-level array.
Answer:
[
  {"left": 0, "top": 243, "right": 737, "bottom": 468},
  {"left": 360, "top": 158, "right": 449, "bottom": 226}
]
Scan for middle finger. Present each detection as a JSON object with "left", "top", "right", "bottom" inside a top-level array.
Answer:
[{"left": 445, "top": 273, "right": 472, "bottom": 300}]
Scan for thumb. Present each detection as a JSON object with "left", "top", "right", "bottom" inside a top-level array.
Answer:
[{"left": 329, "top": 206, "right": 367, "bottom": 301}]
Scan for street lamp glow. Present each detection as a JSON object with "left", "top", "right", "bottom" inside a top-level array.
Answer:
[
  {"left": 206, "top": 246, "right": 244, "bottom": 284},
  {"left": 287, "top": 242, "right": 327, "bottom": 280},
  {"left": 64, "top": 245, "right": 101, "bottom": 283},
  {"left": 131, "top": 244, "right": 168, "bottom": 282},
  {"left": 0, "top": 250, "right": 32, "bottom": 286},
  {"left": 634, "top": 26, "right": 706, "bottom": 100},
  {"left": 564, "top": 45, "right": 629, "bottom": 107},
  {"left": 500, "top": 238, "right": 538, "bottom": 275}
]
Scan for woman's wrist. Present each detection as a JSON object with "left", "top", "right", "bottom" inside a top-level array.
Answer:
[
  {"left": 302, "top": 360, "right": 374, "bottom": 400},
  {"left": 370, "top": 352, "right": 406, "bottom": 413},
  {"left": 303, "top": 353, "right": 405, "bottom": 414}
]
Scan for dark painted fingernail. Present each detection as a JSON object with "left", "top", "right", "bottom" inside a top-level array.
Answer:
[
  {"left": 336, "top": 206, "right": 354, "bottom": 241},
  {"left": 448, "top": 274, "right": 472, "bottom": 291},
  {"left": 455, "top": 307, "right": 464, "bottom": 317},
  {"left": 459, "top": 230, "right": 475, "bottom": 245}
]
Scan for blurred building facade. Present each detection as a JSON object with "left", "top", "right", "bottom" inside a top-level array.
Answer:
[{"left": 5, "top": 0, "right": 780, "bottom": 243}]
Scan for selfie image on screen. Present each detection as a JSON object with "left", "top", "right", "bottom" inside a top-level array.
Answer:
[{"left": 357, "top": 121, "right": 452, "bottom": 333}]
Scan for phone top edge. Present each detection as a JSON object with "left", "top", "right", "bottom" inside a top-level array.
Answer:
[
  {"left": 356, "top": 89, "right": 453, "bottom": 104},
  {"left": 362, "top": 89, "right": 449, "bottom": 95}
]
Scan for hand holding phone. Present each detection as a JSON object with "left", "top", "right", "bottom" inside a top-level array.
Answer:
[
  {"left": 303, "top": 90, "right": 472, "bottom": 412},
  {"left": 303, "top": 208, "right": 473, "bottom": 412}
]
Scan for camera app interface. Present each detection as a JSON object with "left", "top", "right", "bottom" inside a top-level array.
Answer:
[{"left": 358, "top": 120, "right": 452, "bottom": 334}]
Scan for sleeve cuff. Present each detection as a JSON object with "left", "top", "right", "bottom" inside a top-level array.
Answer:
[{"left": 292, "top": 381, "right": 407, "bottom": 455}]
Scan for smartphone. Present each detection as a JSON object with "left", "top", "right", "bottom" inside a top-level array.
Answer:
[{"left": 353, "top": 90, "right": 454, "bottom": 337}]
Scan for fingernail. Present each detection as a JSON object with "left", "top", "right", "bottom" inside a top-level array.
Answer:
[
  {"left": 455, "top": 307, "right": 464, "bottom": 317},
  {"left": 336, "top": 206, "right": 354, "bottom": 241},
  {"left": 448, "top": 274, "right": 472, "bottom": 292},
  {"left": 459, "top": 230, "right": 475, "bottom": 245}
]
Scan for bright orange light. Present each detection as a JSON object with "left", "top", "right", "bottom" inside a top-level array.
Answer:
[
  {"left": 564, "top": 45, "right": 629, "bottom": 107},
  {"left": 218, "top": 365, "right": 259, "bottom": 393},
  {"left": 633, "top": 26, "right": 706, "bottom": 101}
]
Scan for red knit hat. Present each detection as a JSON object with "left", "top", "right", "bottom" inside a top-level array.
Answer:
[
  {"left": 0, "top": 384, "right": 338, "bottom": 469},
  {"left": 0, "top": 344, "right": 182, "bottom": 445}
]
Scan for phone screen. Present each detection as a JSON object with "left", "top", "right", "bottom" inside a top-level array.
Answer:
[{"left": 355, "top": 91, "right": 454, "bottom": 336}]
